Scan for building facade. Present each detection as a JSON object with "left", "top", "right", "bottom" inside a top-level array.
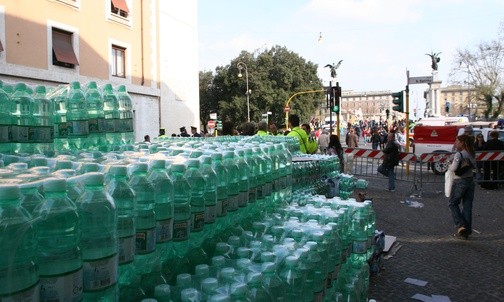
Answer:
[{"left": 0, "top": 0, "right": 199, "bottom": 141}]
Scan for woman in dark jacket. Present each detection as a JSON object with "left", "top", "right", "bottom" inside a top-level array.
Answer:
[{"left": 327, "top": 134, "right": 344, "bottom": 173}]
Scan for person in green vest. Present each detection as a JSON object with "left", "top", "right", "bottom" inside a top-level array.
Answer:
[
  {"left": 287, "top": 114, "right": 318, "bottom": 154},
  {"left": 256, "top": 121, "right": 269, "bottom": 136}
]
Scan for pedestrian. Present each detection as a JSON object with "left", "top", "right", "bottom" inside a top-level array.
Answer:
[
  {"left": 287, "top": 114, "right": 318, "bottom": 154},
  {"left": 377, "top": 133, "right": 400, "bottom": 191},
  {"left": 447, "top": 134, "right": 477, "bottom": 239},
  {"left": 158, "top": 128, "right": 166, "bottom": 138},
  {"left": 395, "top": 126, "right": 407, "bottom": 152},
  {"left": 256, "top": 121, "right": 269, "bottom": 136},
  {"left": 481, "top": 130, "right": 504, "bottom": 190},
  {"left": 221, "top": 120, "right": 236, "bottom": 136},
  {"left": 191, "top": 126, "right": 201, "bottom": 137},
  {"left": 269, "top": 123, "right": 279, "bottom": 136},
  {"left": 317, "top": 129, "right": 330, "bottom": 154},
  {"left": 327, "top": 134, "right": 344, "bottom": 173},
  {"left": 346, "top": 128, "right": 359, "bottom": 148},
  {"left": 179, "top": 126, "right": 190, "bottom": 137},
  {"left": 371, "top": 127, "right": 381, "bottom": 150},
  {"left": 143, "top": 134, "right": 151, "bottom": 143},
  {"left": 474, "top": 133, "right": 485, "bottom": 178},
  {"left": 240, "top": 122, "right": 257, "bottom": 136}
]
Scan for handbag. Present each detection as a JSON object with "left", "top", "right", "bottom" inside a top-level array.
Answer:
[
  {"left": 445, "top": 170, "right": 455, "bottom": 197},
  {"left": 454, "top": 152, "right": 473, "bottom": 176}
]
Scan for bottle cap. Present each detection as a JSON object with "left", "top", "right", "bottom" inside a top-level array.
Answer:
[{"left": 43, "top": 178, "right": 67, "bottom": 192}]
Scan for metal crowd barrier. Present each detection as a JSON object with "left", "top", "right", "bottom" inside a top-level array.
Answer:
[{"left": 342, "top": 148, "right": 504, "bottom": 197}]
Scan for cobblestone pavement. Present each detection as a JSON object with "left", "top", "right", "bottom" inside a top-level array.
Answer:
[{"left": 359, "top": 176, "right": 504, "bottom": 302}]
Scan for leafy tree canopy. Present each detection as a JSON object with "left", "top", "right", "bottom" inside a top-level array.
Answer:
[{"left": 199, "top": 45, "right": 324, "bottom": 131}]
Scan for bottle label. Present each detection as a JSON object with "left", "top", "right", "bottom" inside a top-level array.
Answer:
[
  {"left": 136, "top": 227, "right": 156, "bottom": 254},
  {"left": 0, "top": 125, "right": 10, "bottom": 143},
  {"left": 191, "top": 211, "right": 205, "bottom": 232},
  {"left": 227, "top": 195, "right": 239, "bottom": 212},
  {"left": 11, "top": 125, "right": 31, "bottom": 143},
  {"left": 1, "top": 282, "right": 40, "bottom": 302},
  {"left": 40, "top": 267, "right": 83, "bottom": 302},
  {"left": 352, "top": 240, "right": 367, "bottom": 254},
  {"left": 256, "top": 186, "right": 264, "bottom": 200},
  {"left": 204, "top": 205, "right": 216, "bottom": 223},
  {"left": 156, "top": 218, "right": 173, "bottom": 243},
  {"left": 88, "top": 118, "right": 105, "bottom": 134},
  {"left": 248, "top": 187, "right": 257, "bottom": 203},
  {"left": 173, "top": 219, "right": 190, "bottom": 241},
  {"left": 54, "top": 122, "right": 69, "bottom": 138},
  {"left": 216, "top": 199, "right": 223, "bottom": 217},
  {"left": 35, "top": 126, "right": 54, "bottom": 143},
  {"left": 118, "top": 235, "right": 135, "bottom": 264},
  {"left": 121, "top": 118, "right": 134, "bottom": 132},
  {"left": 239, "top": 191, "right": 248, "bottom": 207},
  {"left": 68, "top": 120, "right": 89, "bottom": 137},
  {"left": 104, "top": 119, "right": 117, "bottom": 133},
  {"left": 83, "top": 253, "right": 118, "bottom": 291}
]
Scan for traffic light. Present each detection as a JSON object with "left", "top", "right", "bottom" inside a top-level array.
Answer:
[
  {"left": 331, "top": 86, "right": 341, "bottom": 113},
  {"left": 445, "top": 101, "right": 450, "bottom": 114},
  {"left": 216, "top": 120, "right": 222, "bottom": 131},
  {"left": 391, "top": 91, "right": 404, "bottom": 113},
  {"left": 386, "top": 109, "right": 390, "bottom": 119}
]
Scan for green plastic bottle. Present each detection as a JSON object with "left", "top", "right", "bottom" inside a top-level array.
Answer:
[
  {"left": 11, "top": 83, "right": 36, "bottom": 154},
  {"left": 117, "top": 85, "right": 135, "bottom": 145},
  {"left": 50, "top": 85, "right": 70, "bottom": 153},
  {"left": 0, "top": 82, "right": 14, "bottom": 154},
  {"left": 66, "top": 82, "right": 89, "bottom": 151},
  {"left": 85, "top": 81, "right": 107, "bottom": 151},
  {"left": 102, "top": 84, "right": 121, "bottom": 150}
]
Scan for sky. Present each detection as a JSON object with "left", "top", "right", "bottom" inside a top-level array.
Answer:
[{"left": 198, "top": 0, "right": 504, "bottom": 111}]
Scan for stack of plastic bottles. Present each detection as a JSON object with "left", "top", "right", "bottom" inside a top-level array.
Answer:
[
  {"left": 0, "top": 79, "right": 135, "bottom": 155},
  {"left": 0, "top": 134, "right": 371, "bottom": 301}
]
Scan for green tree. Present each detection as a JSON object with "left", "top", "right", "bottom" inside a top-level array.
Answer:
[
  {"left": 450, "top": 23, "right": 504, "bottom": 119},
  {"left": 199, "top": 70, "right": 217, "bottom": 132},
  {"left": 200, "top": 45, "right": 323, "bottom": 130}
]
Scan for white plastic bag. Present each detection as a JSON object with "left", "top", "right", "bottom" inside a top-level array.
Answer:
[{"left": 445, "top": 170, "right": 455, "bottom": 197}]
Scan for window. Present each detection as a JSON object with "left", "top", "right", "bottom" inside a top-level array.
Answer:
[
  {"left": 112, "top": 45, "right": 126, "bottom": 78},
  {"left": 111, "top": 0, "right": 129, "bottom": 18},
  {"left": 52, "top": 28, "right": 79, "bottom": 68}
]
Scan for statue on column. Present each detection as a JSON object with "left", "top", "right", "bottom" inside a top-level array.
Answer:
[
  {"left": 426, "top": 52, "right": 441, "bottom": 71},
  {"left": 325, "top": 60, "right": 343, "bottom": 79}
]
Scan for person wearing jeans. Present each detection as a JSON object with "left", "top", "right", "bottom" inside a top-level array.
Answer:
[
  {"left": 378, "top": 133, "right": 400, "bottom": 191},
  {"left": 448, "top": 134, "right": 477, "bottom": 239}
]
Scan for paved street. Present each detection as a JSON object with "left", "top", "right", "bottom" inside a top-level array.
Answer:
[{"left": 360, "top": 175, "right": 504, "bottom": 302}]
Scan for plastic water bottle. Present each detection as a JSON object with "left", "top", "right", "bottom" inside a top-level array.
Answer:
[
  {"left": 201, "top": 278, "right": 219, "bottom": 301},
  {"left": 0, "top": 83, "right": 14, "bottom": 154},
  {"left": 33, "top": 85, "right": 54, "bottom": 155},
  {"left": 229, "top": 282, "right": 250, "bottom": 301},
  {"left": 129, "top": 163, "right": 157, "bottom": 275},
  {"left": 279, "top": 256, "right": 303, "bottom": 301},
  {"left": 50, "top": 85, "right": 70, "bottom": 153},
  {"left": 148, "top": 159, "right": 174, "bottom": 263},
  {"left": 0, "top": 184, "right": 39, "bottom": 300},
  {"left": 102, "top": 83, "right": 121, "bottom": 150},
  {"left": 106, "top": 165, "right": 136, "bottom": 287},
  {"left": 211, "top": 152, "right": 228, "bottom": 218},
  {"left": 11, "top": 82, "right": 36, "bottom": 154},
  {"left": 243, "top": 148, "right": 258, "bottom": 205},
  {"left": 67, "top": 81, "right": 89, "bottom": 151},
  {"left": 155, "top": 283, "right": 173, "bottom": 302},
  {"left": 170, "top": 163, "right": 192, "bottom": 243},
  {"left": 199, "top": 155, "right": 217, "bottom": 225},
  {"left": 36, "top": 178, "right": 83, "bottom": 302},
  {"left": 85, "top": 81, "right": 107, "bottom": 151},
  {"left": 261, "top": 262, "right": 285, "bottom": 301},
  {"left": 77, "top": 172, "right": 118, "bottom": 301},
  {"left": 246, "top": 272, "right": 273, "bottom": 302},
  {"left": 222, "top": 151, "right": 240, "bottom": 213},
  {"left": 19, "top": 180, "right": 44, "bottom": 215},
  {"left": 184, "top": 158, "right": 205, "bottom": 233},
  {"left": 117, "top": 85, "right": 135, "bottom": 145}
]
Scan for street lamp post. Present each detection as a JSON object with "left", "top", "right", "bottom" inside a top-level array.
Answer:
[{"left": 237, "top": 62, "right": 250, "bottom": 122}]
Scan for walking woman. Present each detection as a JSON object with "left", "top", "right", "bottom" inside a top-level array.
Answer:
[{"left": 448, "top": 134, "right": 477, "bottom": 239}]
